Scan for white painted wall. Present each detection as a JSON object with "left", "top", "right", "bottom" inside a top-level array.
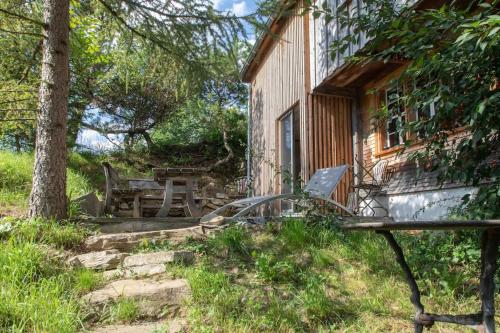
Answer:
[{"left": 386, "top": 187, "right": 478, "bottom": 222}]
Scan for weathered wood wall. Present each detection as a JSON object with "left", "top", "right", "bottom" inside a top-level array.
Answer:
[
  {"left": 250, "top": 9, "right": 308, "bottom": 196},
  {"left": 310, "top": 0, "right": 368, "bottom": 89},
  {"left": 308, "top": 93, "right": 353, "bottom": 204}
]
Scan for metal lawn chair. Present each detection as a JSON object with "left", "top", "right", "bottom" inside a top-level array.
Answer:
[
  {"left": 351, "top": 158, "right": 394, "bottom": 216},
  {"left": 200, "top": 165, "right": 353, "bottom": 223}
]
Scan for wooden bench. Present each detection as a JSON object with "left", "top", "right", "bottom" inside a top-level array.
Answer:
[
  {"left": 341, "top": 218, "right": 500, "bottom": 333},
  {"left": 102, "top": 162, "right": 164, "bottom": 218}
]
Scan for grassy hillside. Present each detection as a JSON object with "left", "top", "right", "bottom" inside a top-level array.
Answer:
[
  {"left": 0, "top": 218, "right": 96, "bottom": 332},
  {"left": 0, "top": 151, "right": 146, "bottom": 216},
  {"left": 0, "top": 151, "right": 95, "bottom": 216},
  {"left": 0, "top": 217, "right": 496, "bottom": 332},
  {"left": 170, "top": 220, "right": 495, "bottom": 332}
]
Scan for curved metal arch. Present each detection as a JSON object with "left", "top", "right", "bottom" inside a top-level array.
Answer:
[{"left": 232, "top": 193, "right": 354, "bottom": 219}]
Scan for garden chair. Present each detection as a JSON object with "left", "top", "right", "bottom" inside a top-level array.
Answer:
[
  {"left": 200, "top": 165, "right": 353, "bottom": 223},
  {"left": 351, "top": 158, "right": 394, "bottom": 216}
]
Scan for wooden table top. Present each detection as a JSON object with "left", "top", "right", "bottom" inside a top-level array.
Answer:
[
  {"left": 340, "top": 219, "right": 500, "bottom": 231},
  {"left": 153, "top": 167, "right": 206, "bottom": 181}
]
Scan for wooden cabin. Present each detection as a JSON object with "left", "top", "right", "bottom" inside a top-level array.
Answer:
[{"left": 242, "top": 0, "right": 476, "bottom": 221}]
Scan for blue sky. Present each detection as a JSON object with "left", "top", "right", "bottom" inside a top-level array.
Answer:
[
  {"left": 77, "top": 0, "right": 258, "bottom": 151},
  {"left": 214, "top": 0, "right": 257, "bottom": 17}
]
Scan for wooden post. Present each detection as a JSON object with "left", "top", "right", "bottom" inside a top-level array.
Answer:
[
  {"left": 133, "top": 193, "right": 141, "bottom": 218},
  {"left": 185, "top": 178, "right": 202, "bottom": 217},
  {"left": 480, "top": 229, "right": 500, "bottom": 333},
  {"left": 156, "top": 179, "right": 173, "bottom": 217}
]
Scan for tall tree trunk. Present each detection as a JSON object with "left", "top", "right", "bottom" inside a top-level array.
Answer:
[{"left": 28, "top": 0, "right": 69, "bottom": 219}]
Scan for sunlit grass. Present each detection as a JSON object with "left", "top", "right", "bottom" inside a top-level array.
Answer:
[{"left": 174, "top": 219, "right": 498, "bottom": 332}]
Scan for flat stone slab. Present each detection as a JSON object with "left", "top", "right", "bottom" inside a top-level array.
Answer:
[
  {"left": 123, "top": 264, "right": 167, "bottom": 278},
  {"left": 83, "top": 279, "right": 190, "bottom": 318},
  {"left": 87, "top": 322, "right": 166, "bottom": 333},
  {"left": 123, "top": 251, "right": 194, "bottom": 267},
  {"left": 85, "top": 226, "right": 205, "bottom": 252},
  {"left": 68, "top": 250, "right": 128, "bottom": 270}
]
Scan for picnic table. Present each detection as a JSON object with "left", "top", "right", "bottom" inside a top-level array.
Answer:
[
  {"left": 153, "top": 167, "right": 206, "bottom": 218},
  {"left": 103, "top": 163, "right": 206, "bottom": 218},
  {"left": 341, "top": 219, "right": 500, "bottom": 333}
]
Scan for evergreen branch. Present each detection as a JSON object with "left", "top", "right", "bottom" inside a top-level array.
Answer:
[
  {"left": 0, "top": 8, "right": 45, "bottom": 27},
  {"left": 97, "top": 0, "right": 187, "bottom": 61},
  {"left": 18, "top": 40, "right": 43, "bottom": 84},
  {"left": 0, "top": 98, "right": 36, "bottom": 105},
  {"left": 0, "top": 26, "right": 44, "bottom": 37}
]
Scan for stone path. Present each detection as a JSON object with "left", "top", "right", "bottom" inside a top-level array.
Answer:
[{"left": 76, "top": 223, "right": 201, "bottom": 333}]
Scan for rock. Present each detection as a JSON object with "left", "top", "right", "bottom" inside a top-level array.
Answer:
[
  {"left": 72, "top": 192, "right": 102, "bottom": 217},
  {"left": 215, "top": 193, "right": 226, "bottom": 199},
  {"left": 123, "top": 251, "right": 194, "bottom": 268},
  {"left": 211, "top": 198, "right": 224, "bottom": 206},
  {"left": 67, "top": 250, "right": 128, "bottom": 270},
  {"left": 83, "top": 279, "right": 190, "bottom": 318},
  {"left": 103, "top": 269, "right": 122, "bottom": 280},
  {"left": 87, "top": 322, "right": 167, "bottom": 333},
  {"left": 200, "top": 215, "right": 225, "bottom": 226},
  {"left": 119, "top": 251, "right": 194, "bottom": 278},
  {"left": 123, "top": 264, "right": 166, "bottom": 278},
  {"left": 85, "top": 227, "right": 204, "bottom": 252},
  {"left": 119, "top": 203, "right": 129, "bottom": 210},
  {"left": 168, "top": 318, "right": 187, "bottom": 333}
]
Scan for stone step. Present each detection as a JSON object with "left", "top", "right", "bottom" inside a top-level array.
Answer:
[
  {"left": 87, "top": 322, "right": 164, "bottom": 333},
  {"left": 86, "top": 319, "right": 186, "bottom": 333},
  {"left": 67, "top": 250, "right": 129, "bottom": 270},
  {"left": 104, "top": 250, "right": 195, "bottom": 278},
  {"left": 83, "top": 279, "right": 190, "bottom": 318},
  {"left": 82, "top": 217, "right": 200, "bottom": 234},
  {"left": 85, "top": 226, "right": 205, "bottom": 251}
]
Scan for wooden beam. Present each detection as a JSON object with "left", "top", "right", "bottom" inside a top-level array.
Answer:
[{"left": 341, "top": 220, "right": 500, "bottom": 231}]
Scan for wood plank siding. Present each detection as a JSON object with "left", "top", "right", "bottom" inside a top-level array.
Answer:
[
  {"left": 309, "top": 94, "right": 353, "bottom": 204},
  {"left": 249, "top": 8, "right": 308, "bottom": 196}
]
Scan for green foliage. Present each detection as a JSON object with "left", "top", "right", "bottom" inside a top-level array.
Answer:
[
  {"left": 102, "top": 298, "right": 140, "bottom": 324},
  {"left": 0, "top": 218, "right": 98, "bottom": 332},
  {"left": 207, "top": 225, "right": 251, "bottom": 257},
  {"left": 7, "top": 218, "right": 88, "bottom": 250},
  {"left": 0, "top": 237, "right": 83, "bottom": 332},
  {"left": 73, "top": 269, "right": 103, "bottom": 294},
  {"left": 176, "top": 219, "right": 496, "bottom": 332},
  {"left": 134, "top": 239, "right": 173, "bottom": 253},
  {"left": 398, "top": 230, "right": 484, "bottom": 297},
  {"left": 0, "top": 151, "right": 96, "bottom": 213}
]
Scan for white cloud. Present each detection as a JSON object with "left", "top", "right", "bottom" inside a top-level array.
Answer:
[
  {"left": 212, "top": 0, "right": 224, "bottom": 10},
  {"left": 77, "top": 129, "right": 122, "bottom": 152},
  {"left": 232, "top": 1, "right": 249, "bottom": 16}
]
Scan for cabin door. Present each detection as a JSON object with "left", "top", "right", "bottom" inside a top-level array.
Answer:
[{"left": 280, "top": 106, "right": 301, "bottom": 211}]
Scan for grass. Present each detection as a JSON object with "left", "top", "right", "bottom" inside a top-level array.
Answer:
[
  {"left": 0, "top": 151, "right": 96, "bottom": 215},
  {"left": 0, "top": 150, "right": 145, "bottom": 216},
  {"left": 165, "top": 219, "right": 499, "bottom": 332},
  {"left": 101, "top": 298, "right": 140, "bottom": 324},
  {"left": 0, "top": 218, "right": 95, "bottom": 333}
]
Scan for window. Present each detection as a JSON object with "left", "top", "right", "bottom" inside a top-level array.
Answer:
[
  {"left": 414, "top": 78, "right": 437, "bottom": 139},
  {"left": 384, "top": 85, "right": 406, "bottom": 149}
]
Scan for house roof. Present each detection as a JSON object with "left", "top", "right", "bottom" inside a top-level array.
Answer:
[{"left": 240, "top": 3, "right": 296, "bottom": 82}]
